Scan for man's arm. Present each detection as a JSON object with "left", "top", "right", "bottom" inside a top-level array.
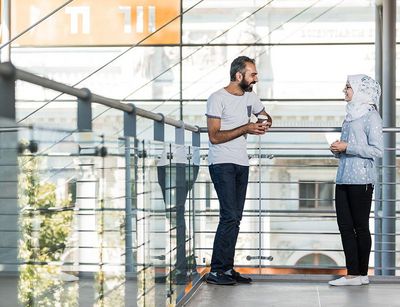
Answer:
[{"left": 207, "top": 117, "right": 267, "bottom": 145}]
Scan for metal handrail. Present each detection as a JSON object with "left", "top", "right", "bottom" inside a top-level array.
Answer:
[
  {"left": 199, "top": 127, "right": 400, "bottom": 133},
  {"left": 0, "top": 62, "right": 199, "bottom": 132}
]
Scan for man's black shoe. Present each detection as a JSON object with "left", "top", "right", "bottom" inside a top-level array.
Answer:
[
  {"left": 225, "top": 269, "right": 252, "bottom": 283},
  {"left": 206, "top": 271, "right": 236, "bottom": 285}
]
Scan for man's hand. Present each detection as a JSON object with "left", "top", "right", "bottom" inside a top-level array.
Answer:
[
  {"left": 246, "top": 122, "right": 269, "bottom": 135},
  {"left": 330, "top": 141, "right": 347, "bottom": 153}
]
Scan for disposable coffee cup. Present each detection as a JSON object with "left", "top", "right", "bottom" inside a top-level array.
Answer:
[{"left": 257, "top": 114, "right": 269, "bottom": 123}]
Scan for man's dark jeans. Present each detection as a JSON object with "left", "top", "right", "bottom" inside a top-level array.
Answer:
[{"left": 209, "top": 163, "right": 249, "bottom": 272}]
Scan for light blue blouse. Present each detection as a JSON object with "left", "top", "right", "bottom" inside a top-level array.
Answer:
[{"left": 335, "top": 109, "right": 383, "bottom": 185}]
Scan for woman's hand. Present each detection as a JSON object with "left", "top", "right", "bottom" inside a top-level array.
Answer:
[{"left": 330, "top": 141, "right": 348, "bottom": 153}]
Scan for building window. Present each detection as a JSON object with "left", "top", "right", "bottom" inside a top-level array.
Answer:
[{"left": 299, "top": 181, "right": 334, "bottom": 209}]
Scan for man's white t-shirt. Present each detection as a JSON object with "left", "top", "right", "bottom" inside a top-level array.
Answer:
[{"left": 206, "top": 88, "right": 265, "bottom": 166}]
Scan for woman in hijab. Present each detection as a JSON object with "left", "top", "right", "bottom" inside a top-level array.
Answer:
[{"left": 329, "top": 74, "right": 383, "bottom": 286}]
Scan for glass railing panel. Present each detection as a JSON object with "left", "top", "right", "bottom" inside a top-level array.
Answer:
[
  {"left": 2, "top": 118, "right": 397, "bottom": 307},
  {"left": 17, "top": 126, "right": 83, "bottom": 306}
]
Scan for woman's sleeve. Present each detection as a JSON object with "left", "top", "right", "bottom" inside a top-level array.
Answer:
[
  {"left": 346, "top": 113, "right": 383, "bottom": 159},
  {"left": 331, "top": 151, "right": 341, "bottom": 159}
]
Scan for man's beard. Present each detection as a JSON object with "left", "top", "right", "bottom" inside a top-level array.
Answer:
[{"left": 239, "top": 79, "right": 256, "bottom": 92}]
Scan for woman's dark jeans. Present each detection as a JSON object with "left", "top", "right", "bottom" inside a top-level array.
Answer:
[{"left": 335, "top": 184, "right": 374, "bottom": 275}]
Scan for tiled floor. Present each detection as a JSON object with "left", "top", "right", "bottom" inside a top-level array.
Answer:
[
  {"left": 185, "top": 278, "right": 400, "bottom": 307},
  {"left": 2, "top": 274, "right": 399, "bottom": 307}
]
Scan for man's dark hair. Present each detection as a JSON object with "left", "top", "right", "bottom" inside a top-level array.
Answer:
[{"left": 230, "top": 56, "right": 255, "bottom": 81}]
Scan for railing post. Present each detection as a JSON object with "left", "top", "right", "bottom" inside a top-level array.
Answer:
[
  {"left": 174, "top": 121, "right": 188, "bottom": 285},
  {"left": 0, "top": 62, "right": 16, "bottom": 120},
  {"left": 154, "top": 114, "right": 166, "bottom": 304},
  {"left": 192, "top": 129, "right": 200, "bottom": 149},
  {"left": 77, "top": 88, "right": 92, "bottom": 131},
  {"left": 175, "top": 122, "right": 184, "bottom": 145},
  {"left": 123, "top": 104, "right": 136, "bottom": 273},
  {"left": 154, "top": 114, "right": 165, "bottom": 142},
  {"left": 190, "top": 128, "right": 200, "bottom": 274}
]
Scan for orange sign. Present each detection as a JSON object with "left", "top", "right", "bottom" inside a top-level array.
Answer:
[{"left": 8, "top": 0, "right": 180, "bottom": 46}]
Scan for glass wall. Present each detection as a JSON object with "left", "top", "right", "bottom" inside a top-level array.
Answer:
[{"left": 11, "top": 0, "right": 384, "bottom": 129}]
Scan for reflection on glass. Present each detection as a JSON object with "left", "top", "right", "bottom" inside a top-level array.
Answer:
[
  {"left": 157, "top": 145, "right": 183, "bottom": 285},
  {"left": 155, "top": 143, "right": 199, "bottom": 304},
  {"left": 136, "top": 140, "right": 162, "bottom": 306},
  {"left": 18, "top": 154, "right": 78, "bottom": 306}
]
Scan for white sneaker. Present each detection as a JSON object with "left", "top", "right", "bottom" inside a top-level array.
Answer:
[
  {"left": 328, "top": 276, "right": 362, "bottom": 286},
  {"left": 360, "top": 276, "right": 369, "bottom": 285}
]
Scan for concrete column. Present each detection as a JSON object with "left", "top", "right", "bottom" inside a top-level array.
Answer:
[
  {"left": 374, "top": 1, "right": 383, "bottom": 276},
  {"left": 0, "top": 0, "right": 11, "bottom": 62}
]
